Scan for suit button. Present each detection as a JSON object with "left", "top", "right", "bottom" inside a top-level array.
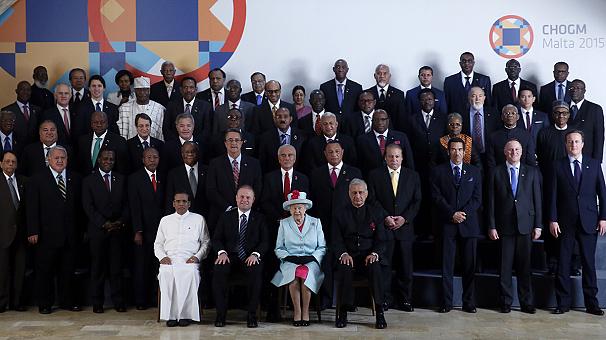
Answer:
[{"left": 514, "top": 199, "right": 517, "bottom": 203}]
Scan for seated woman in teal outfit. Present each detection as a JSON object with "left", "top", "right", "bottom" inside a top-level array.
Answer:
[{"left": 271, "top": 191, "right": 326, "bottom": 327}]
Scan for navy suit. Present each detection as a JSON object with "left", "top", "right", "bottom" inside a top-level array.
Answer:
[
  {"left": 320, "top": 79, "right": 363, "bottom": 116},
  {"left": 492, "top": 78, "right": 537, "bottom": 112},
  {"left": 516, "top": 108, "right": 549, "bottom": 144},
  {"left": 569, "top": 100, "right": 604, "bottom": 162},
  {"left": 539, "top": 80, "right": 570, "bottom": 114},
  {"left": 444, "top": 72, "right": 492, "bottom": 114},
  {"left": 404, "top": 86, "right": 447, "bottom": 121}
]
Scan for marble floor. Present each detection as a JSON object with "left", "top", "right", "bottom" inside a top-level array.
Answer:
[{"left": 0, "top": 306, "right": 603, "bottom": 339}]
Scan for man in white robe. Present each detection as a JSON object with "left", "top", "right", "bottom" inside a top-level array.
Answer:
[
  {"left": 154, "top": 192, "right": 210, "bottom": 327},
  {"left": 118, "top": 76, "right": 165, "bottom": 141}
]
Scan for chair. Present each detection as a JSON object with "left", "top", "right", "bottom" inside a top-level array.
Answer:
[
  {"left": 279, "top": 285, "right": 322, "bottom": 323},
  {"left": 335, "top": 276, "right": 376, "bottom": 317}
]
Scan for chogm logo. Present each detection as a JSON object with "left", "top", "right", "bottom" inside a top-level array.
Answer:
[{"left": 489, "top": 15, "right": 534, "bottom": 59}]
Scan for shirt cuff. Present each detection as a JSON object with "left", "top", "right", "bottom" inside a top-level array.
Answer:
[
  {"left": 339, "top": 252, "right": 348, "bottom": 260},
  {"left": 218, "top": 250, "right": 227, "bottom": 256},
  {"left": 252, "top": 252, "right": 261, "bottom": 259},
  {"left": 371, "top": 252, "right": 379, "bottom": 260}
]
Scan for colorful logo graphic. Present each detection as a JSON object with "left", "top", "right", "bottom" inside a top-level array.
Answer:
[{"left": 489, "top": 15, "right": 533, "bottom": 59}]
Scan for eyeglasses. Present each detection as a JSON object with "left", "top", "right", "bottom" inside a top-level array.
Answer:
[
  {"left": 225, "top": 138, "right": 243, "bottom": 143},
  {"left": 227, "top": 115, "right": 241, "bottom": 120},
  {"left": 448, "top": 122, "right": 462, "bottom": 127},
  {"left": 503, "top": 112, "right": 518, "bottom": 116},
  {"left": 265, "top": 89, "right": 280, "bottom": 94},
  {"left": 173, "top": 200, "right": 189, "bottom": 204}
]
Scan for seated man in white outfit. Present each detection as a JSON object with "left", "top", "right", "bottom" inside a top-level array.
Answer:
[{"left": 154, "top": 192, "right": 210, "bottom": 327}]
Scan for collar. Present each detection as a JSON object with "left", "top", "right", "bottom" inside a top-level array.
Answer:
[
  {"left": 57, "top": 103, "right": 69, "bottom": 112},
  {"left": 17, "top": 100, "right": 29, "bottom": 108},
  {"left": 450, "top": 161, "right": 463, "bottom": 171},
  {"left": 568, "top": 154, "right": 583, "bottom": 163},
  {"left": 388, "top": 165, "right": 401, "bottom": 173},
  {"left": 281, "top": 167, "right": 293, "bottom": 178},
  {"left": 278, "top": 126, "right": 291, "bottom": 136},
  {"left": 164, "top": 80, "right": 174, "bottom": 88},
  {"left": 93, "top": 130, "right": 108, "bottom": 140},
  {"left": 228, "top": 154, "right": 242, "bottom": 164},
  {"left": 72, "top": 88, "right": 84, "bottom": 97},
  {"left": 179, "top": 136, "right": 194, "bottom": 145},
  {"left": 313, "top": 109, "right": 325, "bottom": 116},
  {"left": 571, "top": 98, "right": 585, "bottom": 108},
  {"left": 422, "top": 109, "right": 434, "bottom": 116},
  {"left": 335, "top": 78, "right": 347, "bottom": 86},
  {"left": 92, "top": 98, "right": 104, "bottom": 107},
  {"left": 328, "top": 161, "right": 343, "bottom": 171},
  {"left": 185, "top": 162, "right": 198, "bottom": 173},
  {"left": 99, "top": 169, "right": 111, "bottom": 178},
  {"left": 420, "top": 84, "right": 432, "bottom": 89},
  {"left": 377, "top": 84, "right": 390, "bottom": 92},
  {"left": 50, "top": 167, "right": 67, "bottom": 179},
  {"left": 554, "top": 124, "right": 568, "bottom": 131},
  {"left": 0, "top": 131, "right": 12, "bottom": 140},
  {"left": 138, "top": 135, "right": 150, "bottom": 144},
  {"left": 238, "top": 209, "right": 251, "bottom": 219},
  {"left": 213, "top": 88, "right": 225, "bottom": 95},
  {"left": 324, "top": 133, "right": 338, "bottom": 142},
  {"left": 183, "top": 98, "right": 195, "bottom": 106},
  {"left": 3, "top": 171, "right": 15, "bottom": 181},
  {"left": 461, "top": 71, "right": 475, "bottom": 81},
  {"left": 506, "top": 161, "right": 520, "bottom": 171},
  {"left": 144, "top": 167, "right": 155, "bottom": 177},
  {"left": 176, "top": 210, "right": 191, "bottom": 219},
  {"left": 374, "top": 129, "right": 388, "bottom": 138},
  {"left": 228, "top": 99, "right": 241, "bottom": 107},
  {"left": 269, "top": 99, "right": 281, "bottom": 108},
  {"left": 507, "top": 78, "right": 520, "bottom": 86},
  {"left": 42, "top": 142, "right": 57, "bottom": 148},
  {"left": 362, "top": 110, "right": 374, "bottom": 118}
]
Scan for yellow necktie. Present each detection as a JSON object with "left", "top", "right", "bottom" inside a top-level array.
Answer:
[
  {"left": 271, "top": 105, "right": 278, "bottom": 117},
  {"left": 390, "top": 170, "right": 398, "bottom": 195}
]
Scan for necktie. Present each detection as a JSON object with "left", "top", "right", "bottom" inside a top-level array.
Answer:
[
  {"left": 330, "top": 167, "right": 338, "bottom": 188},
  {"left": 57, "top": 174, "right": 67, "bottom": 200},
  {"left": 280, "top": 133, "right": 288, "bottom": 145},
  {"left": 22, "top": 104, "right": 30, "bottom": 121},
  {"left": 104, "top": 173, "right": 111, "bottom": 192},
  {"left": 75, "top": 92, "right": 81, "bottom": 103},
  {"left": 511, "top": 81, "right": 517, "bottom": 102},
  {"left": 7, "top": 177, "right": 19, "bottom": 209},
  {"left": 571, "top": 104, "right": 578, "bottom": 120},
  {"left": 256, "top": 94, "right": 262, "bottom": 106},
  {"left": 232, "top": 159, "right": 239, "bottom": 188},
  {"left": 142, "top": 140, "right": 149, "bottom": 149},
  {"left": 151, "top": 173, "right": 157, "bottom": 192},
  {"left": 510, "top": 167, "right": 518, "bottom": 196},
  {"left": 425, "top": 113, "right": 432, "bottom": 128},
  {"left": 314, "top": 114, "right": 322, "bottom": 135},
  {"left": 238, "top": 214, "right": 248, "bottom": 260},
  {"left": 185, "top": 103, "right": 191, "bottom": 114},
  {"left": 283, "top": 171, "right": 290, "bottom": 199},
  {"left": 337, "top": 84, "right": 344, "bottom": 107},
  {"left": 95, "top": 102, "right": 101, "bottom": 112},
  {"left": 379, "top": 88, "right": 386, "bottom": 102},
  {"left": 557, "top": 83, "right": 564, "bottom": 101},
  {"left": 363, "top": 115, "right": 371, "bottom": 133},
  {"left": 390, "top": 170, "right": 398, "bottom": 196},
  {"left": 573, "top": 160, "right": 581, "bottom": 186},
  {"left": 464, "top": 76, "right": 471, "bottom": 92},
  {"left": 454, "top": 165, "right": 461, "bottom": 185},
  {"left": 3, "top": 137, "right": 10, "bottom": 151},
  {"left": 44, "top": 147, "right": 51, "bottom": 165},
  {"left": 271, "top": 105, "right": 278, "bottom": 117},
  {"left": 188, "top": 167, "right": 197, "bottom": 197},
  {"left": 378, "top": 135, "right": 386, "bottom": 156},
  {"left": 62, "top": 108, "right": 70, "bottom": 135},
  {"left": 214, "top": 91, "right": 221, "bottom": 109},
  {"left": 167, "top": 85, "right": 172, "bottom": 97},
  {"left": 92, "top": 137, "right": 102, "bottom": 166},
  {"left": 473, "top": 111, "right": 483, "bottom": 153},
  {"left": 232, "top": 103, "right": 237, "bottom": 109},
  {"left": 525, "top": 111, "right": 532, "bottom": 132}
]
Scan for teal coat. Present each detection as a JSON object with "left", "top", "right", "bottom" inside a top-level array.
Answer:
[{"left": 271, "top": 215, "right": 326, "bottom": 293}]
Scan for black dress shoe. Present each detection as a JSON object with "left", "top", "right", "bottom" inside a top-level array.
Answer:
[
  {"left": 438, "top": 306, "right": 452, "bottom": 313},
  {"left": 135, "top": 305, "right": 147, "bottom": 310},
  {"left": 247, "top": 315, "right": 258, "bottom": 328},
  {"left": 335, "top": 311, "right": 347, "bottom": 328},
  {"left": 178, "top": 319, "right": 191, "bottom": 327},
  {"left": 463, "top": 305, "right": 477, "bottom": 313},
  {"left": 13, "top": 305, "right": 27, "bottom": 312},
  {"left": 166, "top": 320, "right": 178, "bottom": 327},
  {"left": 586, "top": 307, "right": 604, "bottom": 316},
  {"left": 114, "top": 305, "right": 126, "bottom": 313},
  {"left": 500, "top": 305, "right": 511, "bottom": 313},
  {"left": 39, "top": 306, "right": 52, "bottom": 314},
  {"left": 553, "top": 307, "right": 569, "bottom": 314},
  {"left": 400, "top": 301, "right": 414, "bottom": 312},
  {"left": 93, "top": 305, "right": 104, "bottom": 313},
  {"left": 375, "top": 313, "right": 387, "bottom": 329},
  {"left": 214, "top": 318, "right": 225, "bottom": 327},
  {"left": 521, "top": 306, "right": 536, "bottom": 314}
]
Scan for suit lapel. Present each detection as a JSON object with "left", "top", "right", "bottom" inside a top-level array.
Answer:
[{"left": 563, "top": 159, "right": 578, "bottom": 192}]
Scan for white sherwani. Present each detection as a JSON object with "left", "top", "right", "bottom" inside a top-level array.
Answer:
[
  {"left": 117, "top": 99, "right": 165, "bottom": 140},
  {"left": 154, "top": 211, "right": 210, "bottom": 321}
]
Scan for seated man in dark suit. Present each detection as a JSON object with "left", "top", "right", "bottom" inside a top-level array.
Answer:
[
  {"left": 356, "top": 109, "right": 414, "bottom": 177},
  {"left": 549, "top": 130, "right": 606, "bottom": 316},
  {"left": 76, "top": 111, "right": 128, "bottom": 175},
  {"left": 492, "top": 59, "right": 537, "bottom": 112},
  {"left": 258, "top": 107, "right": 306, "bottom": 172},
  {"left": 209, "top": 108, "right": 255, "bottom": 160},
  {"left": 366, "top": 64, "right": 406, "bottom": 130},
  {"left": 82, "top": 149, "right": 129, "bottom": 313},
  {"left": 126, "top": 113, "right": 164, "bottom": 174},
  {"left": 516, "top": 87, "right": 549, "bottom": 145},
  {"left": 150, "top": 61, "right": 181, "bottom": 108},
  {"left": 431, "top": 137, "right": 482, "bottom": 313},
  {"left": 342, "top": 91, "right": 376, "bottom": 139},
  {"left": 368, "top": 143, "right": 421, "bottom": 312},
  {"left": 163, "top": 76, "right": 211, "bottom": 142},
  {"left": 487, "top": 139, "right": 542, "bottom": 314},
  {"left": 568, "top": 79, "right": 604, "bottom": 162},
  {"left": 404, "top": 66, "right": 447, "bottom": 120},
  {"left": 486, "top": 105, "right": 536, "bottom": 169},
  {"left": 128, "top": 147, "right": 164, "bottom": 310},
  {"left": 444, "top": 52, "right": 492, "bottom": 113},
  {"left": 333, "top": 178, "right": 387, "bottom": 329},
  {"left": 0, "top": 111, "right": 25, "bottom": 160},
  {"left": 2, "top": 81, "right": 41, "bottom": 144},
  {"left": 212, "top": 79, "right": 255, "bottom": 135},
  {"left": 196, "top": 68, "right": 226, "bottom": 110},
  {"left": 304, "top": 113, "right": 356, "bottom": 173},
  {"left": 538, "top": 62, "right": 570, "bottom": 114},
  {"left": 251, "top": 80, "right": 296, "bottom": 134},
  {"left": 73, "top": 75, "right": 119, "bottom": 138},
  {"left": 241, "top": 72, "right": 266, "bottom": 106},
  {"left": 162, "top": 113, "right": 203, "bottom": 170},
  {"left": 30, "top": 66, "right": 54, "bottom": 111},
  {"left": 319, "top": 59, "right": 362, "bottom": 116},
  {"left": 212, "top": 185, "right": 268, "bottom": 328}
]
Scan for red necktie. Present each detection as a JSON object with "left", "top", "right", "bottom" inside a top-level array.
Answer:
[
  {"left": 214, "top": 91, "right": 220, "bottom": 109},
  {"left": 379, "top": 135, "right": 386, "bottom": 156},
  {"left": 104, "top": 174, "right": 111, "bottom": 192},
  {"left": 330, "top": 167, "right": 338, "bottom": 188},
  {"left": 511, "top": 81, "right": 517, "bottom": 102},
  {"left": 151, "top": 173, "right": 157, "bottom": 192},
  {"left": 23, "top": 104, "right": 30, "bottom": 121},
  {"left": 283, "top": 171, "right": 291, "bottom": 199},
  {"left": 232, "top": 160, "right": 239, "bottom": 188},
  {"left": 314, "top": 114, "right": 322, "bottom": 135}
]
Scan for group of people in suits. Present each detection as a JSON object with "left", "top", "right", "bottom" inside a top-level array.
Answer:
[{"left": 0, "top": 52, "right": 605, "bottom": 329}]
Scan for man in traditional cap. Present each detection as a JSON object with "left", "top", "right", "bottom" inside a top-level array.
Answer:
[{"left": 117, "top": 76, "right": 165, "bottom": 141}]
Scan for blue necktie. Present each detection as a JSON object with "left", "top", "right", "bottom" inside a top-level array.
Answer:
[
  {"left": 464, "top": 76, "right": 471, "bottom": 92},
  {"left": 454, "top": 166, "right": 461, "bottom": 184},
  {"left": 280, "top": 133, "right": 288, "bottom": 145},
  {"left": 95, "top": 102, "right": 101, "bottom": 112},
  {"left": 337, "top": 84, "right": 344, "bottom": 107},
  {"left": 237, "top": 214, "right": 248, "bottom": 260},
  {"left": 256, "top": 94, "right": 262, "bottom": 106},
  {"left": 571, "top": 104, "right": 578, "bottom": 120},
  {"left": 573, "top": 160, "right": 581, "bottom": 186},
  {"left": 3, "top": 137, "right": 11, "bottom": 151},
  {"left": 142, "top": 140, "right": 149, "bottom": 149},
  {"left": 557, "top": 83, "right": 564, "bottom": 101},
  {"left": 510, "top": 167, "right": 518, "bottom": 196}
]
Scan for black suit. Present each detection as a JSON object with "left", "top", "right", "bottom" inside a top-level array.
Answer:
[
  {"left": 444, "top": 72, "right": 492, "bottom": 113},
  {"left": 516, "top": 108, "right": 549, "bottom": 144},
  {"left": 76, "top": 131, "right": 128, "bottom": 175},
  {"left": 368, "top": 166, "right": 421, "bottom": 304},
  {"left": 126, "top": 136, "right": 164, "bottom": 174},
  {"left": 212, "top": 209, "right": 268, "bottom": 318},
  {"left": 549, "top": 156, "right": 606, "bottom": 310},
  {"left": 26, "top": 169, "right": 82, "bottom": 309},
  {"left": 342, "top": 111, "right": 373, "bottom": 139},
  {"left": 19, "top": 143, "right": 73, "bottom": 176},
  {"left": 461, "top": 106, "right": 500, "bottom": 157},
  {"left": 257, "top": 127, "right": 306, "bottom": 172},
  {"left": 128, "top": 168, "right": 165, "bottom": 307},
  {"left": 41, "top": 106, "right": 75, "bottom": 146},
  {"left": 538, "top": 80, "right": 570, "bottom": 114},
  {"left": 196, "top": 88, "right": 223, "bottom": 110},
  {"left": 486, "top": 126, "right": 537, "bottom": 168},
  {"left": 2, "top": 101, "right": 40, "bottom": 144},
  {"left": 165, "top": 163, "right": 209, "bottom": 217},
  {"left": 487, "top": 164, "right": 542, "bottom": 307},
  {"left": 304, "top": 134, "right": 357, "bottom": 174},
  {"left": 251, "top": 100, "right": 297, "bottom": 135},
  {"left": 30, "top": 84, "right": 54, "bottom": 111},
  {"left": 569, "top": 100, "right": 604, "bottom": 162},
  {"left": 260, "top": 169, "right": 309, "bottom": 235},
  {"left": 211, "top": 100, "right": 256, "bottom": 135},
  {"left": 208, "top": 129, "right": 256, "bottom": 161},
  {"left": 150, "top": 80, "right": 181, "bottom": 108},
  {"left": 320, "top": 79, "right": 363, "bottom": 116},
  {"left": 365, "top": 85, "right": 406, "bottom": 130},
  {"left": 69, "top": 88, "right": 90, "bottom": 112},
  {"left": 162, "top": 99, "right": 212, "bottom": 142},
  {"left": 492, "top": 78, "right": 537, "bottom": 112},
  {"left": 0, "top": 132, "right": 25, "bottom": 160},
  {"left": 82, "top": 171, "right": 128, "bottom": 306},
  {"left": 431, "top": 163, "right": 482, "bottom": 308},
  {"left": 0, "top": 173, "right": 27, "bottom": 309},
  {"left": 161, "top": 138, "right": 203, "bottom": 171},
  {"left": 355, "top": 130, "right": 414, "bottom": 177},
  {"left": 72, "top": 99, "right": 119, "bottom": 138}
]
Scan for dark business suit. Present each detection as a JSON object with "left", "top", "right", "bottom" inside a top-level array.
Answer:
[
  {"left": 211, "top": 101, "right": 255, "bottom": 135},
  {"left": 26, "top": 169, "right": 82, "bottom": 309},
  {"left": 320, "top": 79, "right": 363, "bottom": 116},
  {"left": 126, "top": 136, "right": 164, "bottom": 174},
  {"left": 41, "top": 106, "right": 75, "bottom": 146},
  {"left": 19, "top": 143, "right": 73, "bottom": 176},
  {"left": 0, "top": 132, "right": 25, "bottom": 160},
  {"left": 492, "top": 78, "right": 537, "bottom": 112},
  {"left": 341, "top": 111, "right": 378, "bottom": 139},
  {"left": 486, "top": 126, "right": 537, "bottom": 168},
  {"left": 196, "top": 88, "right": 223, "bottom": 111},
  {"left": 72, "top": 99, "right": 120, "bottom": 138},
  {"left": 368, "top": 166, "right": 421, "bottom": 304},
  {"left": 76, "top": 131, "right": 129, "bottom": 175},
  {"left": 257, "top": 127, "right": 306, "bottom": 172},
  {"left": 128, "top": 167, "right": 165, "bottom": 307},
  {"left": 569, "top": 100, "right": 604, "bottom": 162},
  {"left": 161, "top": 138, "right": 203, "bottom": 171},
  {"left": 82, "top": 171, "right": 129, "bottom": 307},
  {"left": 212, "top": 209, "right": 268, "bottom": 318},
  {"left": 516, "top": 108, "right": 549, "bottom": 144},
  {"left": 162, "top": 99, "right": 212, "bottom": 142},
  {"left": 366, "top": 85, "right": 406, "bottom": 129},
  {"left": 303, "top": 134, "right": 357, "bottom": 174},
  {"left": 549, "top": 156, "right": 606, "bottom": 310},
  {"left": 69, "top": 88, "right": 90, "bottom": 112},
  {"left": 149, "top": 80, "right": 181, "bottom": 108},
  {"left": 431, "top": 162, "right": 482, "bottom": 308},
  {"left": 444, "top": 72, "right": 492, "bottom": 114},
  {"left": 461, "top": 105, "right": 500, "bottom": 158},
  {"left": 487, "top": 164, "right": 542, "bottom": 307},
  {"left": 165, "top": 163, "right": 209, "bottom": 217},
  {"left": 251, "top": 100, "right": 297, "bottom": 135},
  {"left": 208, "top": 129, "right": 256, "bottom": 161},
  {"left": 404, "top": 86, "right": 447, "bottom": 121},
  {"left": 30, "top": 84, "right": 54, "bottom": 111},
  {"left": 241, "top": 91, "right": 266, "bottom": 106},
  {"left": 539, "top": 80, "right": 570, "bottom": 114},
  {"left": 355, "top": 130, "right": 415, "bottom": 177},
  {"left": 2, "top": 101, "right": 40, "bottom": 144},
  {"left": 0, "top": 173, "right": 27, "bottom": 310}
]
